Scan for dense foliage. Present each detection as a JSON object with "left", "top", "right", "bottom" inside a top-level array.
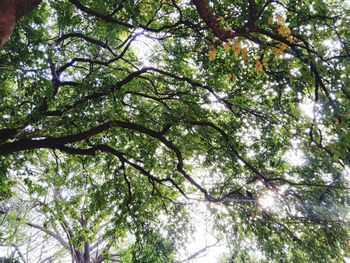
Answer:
[{"left": 0, "top": 0, "right": 350, "bottom": 262}]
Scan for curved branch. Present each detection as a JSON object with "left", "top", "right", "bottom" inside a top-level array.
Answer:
[
  {"left": 192, "top": 0, "right": 247, "bottom": 41},
  {"left": 25, "top": 221, "right": 70, "bottom": 250}
]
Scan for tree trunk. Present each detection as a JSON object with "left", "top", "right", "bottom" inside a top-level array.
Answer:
[
  {"left": 0, "top": 0, "right": 42, "bottom": 47},
  {"left": 73, "top": 246, "right": 91, "bottom": 263},
  {"left": 84, "top": 243, "right": 90, "bottom": 263}
]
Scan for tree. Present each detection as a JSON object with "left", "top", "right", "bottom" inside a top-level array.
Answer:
[
  {"left": 0, "top": 258, "right": 19, "bottom": 263},
  {"left": 0, "top": 0, "right": 349, "bottom": 262},
  {"left": 0, "top": 0, "right": 42, "bottom": 47},
  {"left": 0, "top": 156, "right": 186, "bottom": 262}
]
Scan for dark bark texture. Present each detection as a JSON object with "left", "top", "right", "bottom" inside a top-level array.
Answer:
[{"left": 0, "top": 0, "right": 42, "bottom": 47}]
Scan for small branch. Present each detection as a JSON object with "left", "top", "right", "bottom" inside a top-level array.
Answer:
[
  {"left": 12, "top": 244, "right": 27, "bottom": 263},
  {"left": 25, "top": 221, "right": 70, "bottom": 250},
  {"left": 180, "top": 241, "right": 220, "bottom": 262}
]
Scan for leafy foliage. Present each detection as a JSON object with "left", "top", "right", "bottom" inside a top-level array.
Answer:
[
  {"left": 0, "top": 258, "right": 19, "bottom": 263},
  {"left": 0, "top": 0, "right": 350, "bottom": 262}
]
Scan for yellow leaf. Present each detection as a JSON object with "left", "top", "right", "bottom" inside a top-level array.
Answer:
[
  {"left": 208, "top": 45, "right": 217, "bottom": 61},
  {"left": 223, "top": 42, "right": 231, "bottom": 52},
  {"left": 241, "top": 47, "right": 248, "bottom": 60},
  {"left": 119, "top": 31, "right": 128, "bottom": 41},
  {"left": 255, "top": 60, "right": 264, "bottom": 74},
  {"left": 227, "top": 73, "right": 234, "bottom": 82},
  {"left": 234, "top": 48, "right": 241, "bottom": 57},
  {"left": 268, "top": 17, "right": 274, "bottom": 25},
  {"left": 233, "top": 41, "right": 241, "bottom": 50},
  {"left": 278, "top": 42, "right": 288, "bottom": 52},
  {"left": 285, "top": 27, "right": 291, "bottom": 36},
  {"left": 287, "top": 35, "right": 295, "bottom": 44},
  {"left": 278, "top": 25, "right": 291, "bottom": 37},
  {"left": 232, "top": 41, "right": 241, "bottom": 57},
  {"left": 272, "top": 47, "right": 283, "bottom": 57},
  {"left": 277, "top": 26, "right": 285, "bottom": 36},
  {"left": 276, "top": 14, "right": 285, "bottom": 25}
]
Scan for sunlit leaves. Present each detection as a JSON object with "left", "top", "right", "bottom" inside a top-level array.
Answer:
[
  {"left": 208, "top": 44, "right": 217, "bottom": 61},
  {"left": 278, "top": 25, "right": 291, "bottom": 38},
  {"left": 0, "top": 0, "right": 349, "bottom": 262},
  {"left": 223, "top": 42, "right": 230, "bottom": 52},
  {"left": 268, "top": 16, "right": 274, "bottom": 25},
  {"left": 232, "top": 41, "right": 242, "bottom": 57},
  {"left": 254, "top": 60, "right": 265, "bottom": 74}
]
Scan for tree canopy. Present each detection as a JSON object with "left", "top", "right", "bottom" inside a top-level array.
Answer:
[{"left": 0, "top": 0, "right": 350, "bottom": 262}]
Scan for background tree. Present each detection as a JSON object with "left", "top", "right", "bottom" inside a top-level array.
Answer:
[
  {"left": 0, "top": 153, "right": 187, "bottom": 262},
  {"left": 0, "top": 0, "right": 350, "bottom": 262}
]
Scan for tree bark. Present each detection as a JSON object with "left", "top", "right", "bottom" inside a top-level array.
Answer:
[
  {"left": 84, "top": 243, "right": 90, "bottom": 263},
  {"left": 0, "top": 0, "right": 42, "bottom": 47},
  {"left": 192, "top": 0, "right": 237, "bottom": 41},
  {"left": 192, "top": 0, "right": 252, "bottom": 41}
]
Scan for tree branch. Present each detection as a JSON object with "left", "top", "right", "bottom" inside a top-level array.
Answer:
[
  {"left": 192, "top": 0, "right": 245, "bottom": 41},
  {"left": 0, "top": 0, "right": 42, "bottom": 47}
]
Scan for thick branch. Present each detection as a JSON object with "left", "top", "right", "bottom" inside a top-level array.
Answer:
[
  {"left": 15, "top": 0, "right": 42, "bottom": 19},
  {"left": 68, "top": 0, "right": 184, "bottom": 33},
  {"left": 0, "top": 0, "right": 42, "bottom": 47},
  {"left": 192, "top": 0, "right": 240, "bottom": 41},
  {"left": 180, "top": 241, "right": 219, "bottom": 262},
  {"left": 0, "top": 122, "right": 113, "bottom": 155}
]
